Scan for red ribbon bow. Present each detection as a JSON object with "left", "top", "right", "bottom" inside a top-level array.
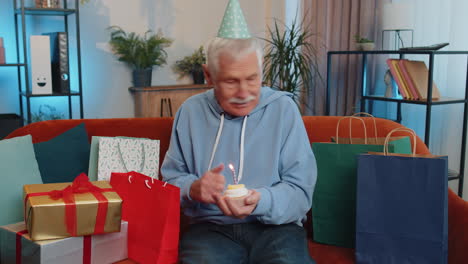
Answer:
[{"left": 25, "top": 173, "right": 114, "bottom": 237}]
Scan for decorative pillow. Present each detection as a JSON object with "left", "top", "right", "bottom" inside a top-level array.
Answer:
[
  {"left": 34, "top": 123, "right": 90, "bottom": 183},
  {"left": 0, "top": 135, "right": 42, "bottom": 225}
]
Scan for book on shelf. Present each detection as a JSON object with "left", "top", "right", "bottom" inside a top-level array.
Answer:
[
  {"left": 386, "top": 59, "right": 411, "bottom": 99},
  {"left": 0, "top": 37, "right": 5, "bottom": 64},
  {"left": 401, "top": 60, "right": 440, "bottom": 100},
  {"left": 43, "top": 32, "right": 70, "bottom": 93},
  {"left": 386, "top": 59, "right": 440, "bottom": 100},
  {"left": 398, "top": 59, "right": 420, "bottom": 100}
]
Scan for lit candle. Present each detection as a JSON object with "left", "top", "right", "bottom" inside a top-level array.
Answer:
[{"left": 228, "top": 163, "right": 237, "bottom": 184}]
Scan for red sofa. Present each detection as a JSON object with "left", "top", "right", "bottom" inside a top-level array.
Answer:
[{"left": 6, "top": 116, "right": 468, "bottom": 263}]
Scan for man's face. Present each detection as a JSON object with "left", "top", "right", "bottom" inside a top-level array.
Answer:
[{"left": 204, "top": 51, "right": 262, "bottom": 117}]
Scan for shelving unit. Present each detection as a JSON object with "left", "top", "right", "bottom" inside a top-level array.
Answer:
[
  {"left": 1, "top": 0, "right": 84, "bottom": 124},
  {"left": 14, "top": 7, "right": 76, "bottom": 16},
  {"left": 0, "top": 63, "right": 26, "bottom": 67},
  {"left": 326, "top": 50, "right": 468, "bottom": 196}
]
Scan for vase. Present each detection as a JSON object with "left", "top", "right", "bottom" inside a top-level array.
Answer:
[
  {"left": 357, "top": 42, "right": 375, "bottom": 51},
  {"left": 35, "top": 0, "right": 60, "bottom": 8},
  {"left": 191, "top": 70, "right": 205, "bottom": 84},
  {"left": 132, "top": 68, "right": 153, "bottom": 87}
]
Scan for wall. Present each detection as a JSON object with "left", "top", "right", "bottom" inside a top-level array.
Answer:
[
  {"left": 0, "top": 0, "right": 21, "bottom": 114},
  {"left": 443, "top": 0, "right": 468, "bottom": 198},
  {"left": 0, "top": 0, "right": 286, "bottom": 119}
]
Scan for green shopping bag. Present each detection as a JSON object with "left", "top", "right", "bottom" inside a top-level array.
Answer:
[
  {"left": 330, "top": 136, "right": 412, "bottom": 155},
  {"left": 311, "top": 116, "right": 412, "bottom": 248},
  {"left": 331, "top": 113, "right": 412, "bottom": 155}
]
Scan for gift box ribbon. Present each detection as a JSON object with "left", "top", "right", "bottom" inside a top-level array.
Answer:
[
  {"left": 15, "top": 229, "right": 92, "bottom": 264},
  {"left": 15, "top": 229, "right": 28, "bottom": 264},
  {"left": 24, "top": 173, "right": 114, "bottom": 237}
]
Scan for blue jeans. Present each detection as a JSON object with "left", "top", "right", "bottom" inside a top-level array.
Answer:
[{"left": 179, "top": 222, "right": 316, "bottom": 264}]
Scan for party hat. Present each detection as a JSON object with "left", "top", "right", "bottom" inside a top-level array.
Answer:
[{"left": 217, "top": 0, "right": 251, "bottom": 39}]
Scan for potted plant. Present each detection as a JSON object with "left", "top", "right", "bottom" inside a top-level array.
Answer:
[
  {"left": 172, "top": 46, "right": 206, "bottom": 84},
  {"left": 108, "top": 26, "right": 173, "bottom": 87},
  {"left": 35, "top": 0, "right": 60, "bottom": 8},
  {"left": 262, "top": 18, "right": 321, "bottom": 113},
  {"left": 354, "top": 34, "right": 375, "bottom": 51},
  {"left": 31, "top": 105, "right": 65, "bottom": 123}
]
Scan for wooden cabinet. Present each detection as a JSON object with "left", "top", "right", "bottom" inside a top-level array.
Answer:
[{"left": 129, "top": 84, "right": 213, "bottom": 117}]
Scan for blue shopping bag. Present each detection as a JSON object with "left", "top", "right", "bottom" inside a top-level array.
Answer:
[{"left": 355, "top": 128, "right": 448, "bottom": 264}]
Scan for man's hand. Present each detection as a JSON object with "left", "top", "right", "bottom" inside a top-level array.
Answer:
[
  {"left": 189, "top": 164, "right": 225, "bottom": 204},
  {"left": 216, "top": 190, "right": 261, "bottom": 219}
]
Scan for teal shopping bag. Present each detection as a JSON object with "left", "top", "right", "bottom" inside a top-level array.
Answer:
[
  {"left": 311, "top": 116, "right": 412, "bottom": 248},
  {"left": 331, "top": 113, "right": 412, "bottom": 155},
  {"left": 331, "top": 136, "right": 412, "bottom": 155},
  {"left": 312, "top": 143, "right": 396, "bottom": 248}
]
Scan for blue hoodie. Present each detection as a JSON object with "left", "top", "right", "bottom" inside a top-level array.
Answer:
[{"left": 161, "top": 86, "right": 317, "bottom": 226}]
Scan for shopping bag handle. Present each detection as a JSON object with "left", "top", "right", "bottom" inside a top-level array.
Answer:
[
  {"left": 117, "top": 141, "right": 146, "bottom": 173},
  {"left": 128, "top": 172, "right": 168, "bottom": 189},
  {"left": 144, "top": 179, "right": 168, "bottom": 189},
  {"left": 352, "top": 112, "right": 378, "bottom": 140},
  {"left": 384, "top": 128, "right": 417, "bottom": 156},
  {"left": 336, "top": 116, "right": 367, "bottom": 144}
]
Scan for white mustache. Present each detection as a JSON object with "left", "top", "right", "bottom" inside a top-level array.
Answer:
[{"left": 228, "top": 95, "right": 256, "bottom": 104}]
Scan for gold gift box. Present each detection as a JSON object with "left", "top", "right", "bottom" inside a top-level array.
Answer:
[{"left": 23, "top": 181, "right": 122, "bottom": 241}]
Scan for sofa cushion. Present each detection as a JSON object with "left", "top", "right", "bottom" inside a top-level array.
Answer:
[
  {"left": 34, "top": 123, "right": 90, "bottom": 183},
  {"left": 0, "top": 135, "right": 43, "bottom": 225}
]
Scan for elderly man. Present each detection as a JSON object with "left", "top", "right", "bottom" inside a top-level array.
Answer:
[
  {"left": 161, "top": 36, "right": 317, "bottom": 263},
  {"left": 161, "top": 1, "right": 316, "bottom": 263}
]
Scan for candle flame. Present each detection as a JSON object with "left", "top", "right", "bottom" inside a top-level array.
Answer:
[{"left": 228, "top": 163, "right": 234, "bottom": 171}]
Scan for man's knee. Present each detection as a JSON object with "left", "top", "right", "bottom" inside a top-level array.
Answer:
[
  {"left": 250, "top": 224, "right": 314, "bottom": 264},
  {"left": 179, "top": 223, "right": 248, "bottom": 264}
]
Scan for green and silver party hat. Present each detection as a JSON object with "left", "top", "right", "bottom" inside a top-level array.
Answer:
[{"left": 217, "top": 0, "right": 251, "bottom": 39}]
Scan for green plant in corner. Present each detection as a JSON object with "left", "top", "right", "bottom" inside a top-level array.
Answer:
[
  {"left": 80, "top": 0, "right": 90, "bottom": 4},
  {"left": 108, "top": 26, "right": 173, "bottom": 87},
  {"left": 262, "top": 18, "right": 322, "bottom": 113},
  {"left": 172, "top": 46, "right": 206, "bottom": 84}
]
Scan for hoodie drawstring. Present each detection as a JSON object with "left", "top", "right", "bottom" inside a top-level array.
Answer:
[
  {"left": 238, "top": 116, "right": 247, "bottom": 182},
  {"left": 207, "top": 114, "right": 248, "bottom": 184},
  {"left": 208, "top": 113, "right": 225, "bottom": 170}
]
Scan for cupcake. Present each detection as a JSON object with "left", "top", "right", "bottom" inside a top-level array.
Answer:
[{"left": 225, "top": 184, "right": 248, "bottom": 198}]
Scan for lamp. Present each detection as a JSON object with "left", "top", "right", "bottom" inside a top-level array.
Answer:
[{"left": 381, "top": 2, "right": 414, "bottom": 50}]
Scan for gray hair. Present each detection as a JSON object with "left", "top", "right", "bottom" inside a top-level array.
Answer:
[{"left": 205, "top": 37, "right": 263, "bottom": 77}]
